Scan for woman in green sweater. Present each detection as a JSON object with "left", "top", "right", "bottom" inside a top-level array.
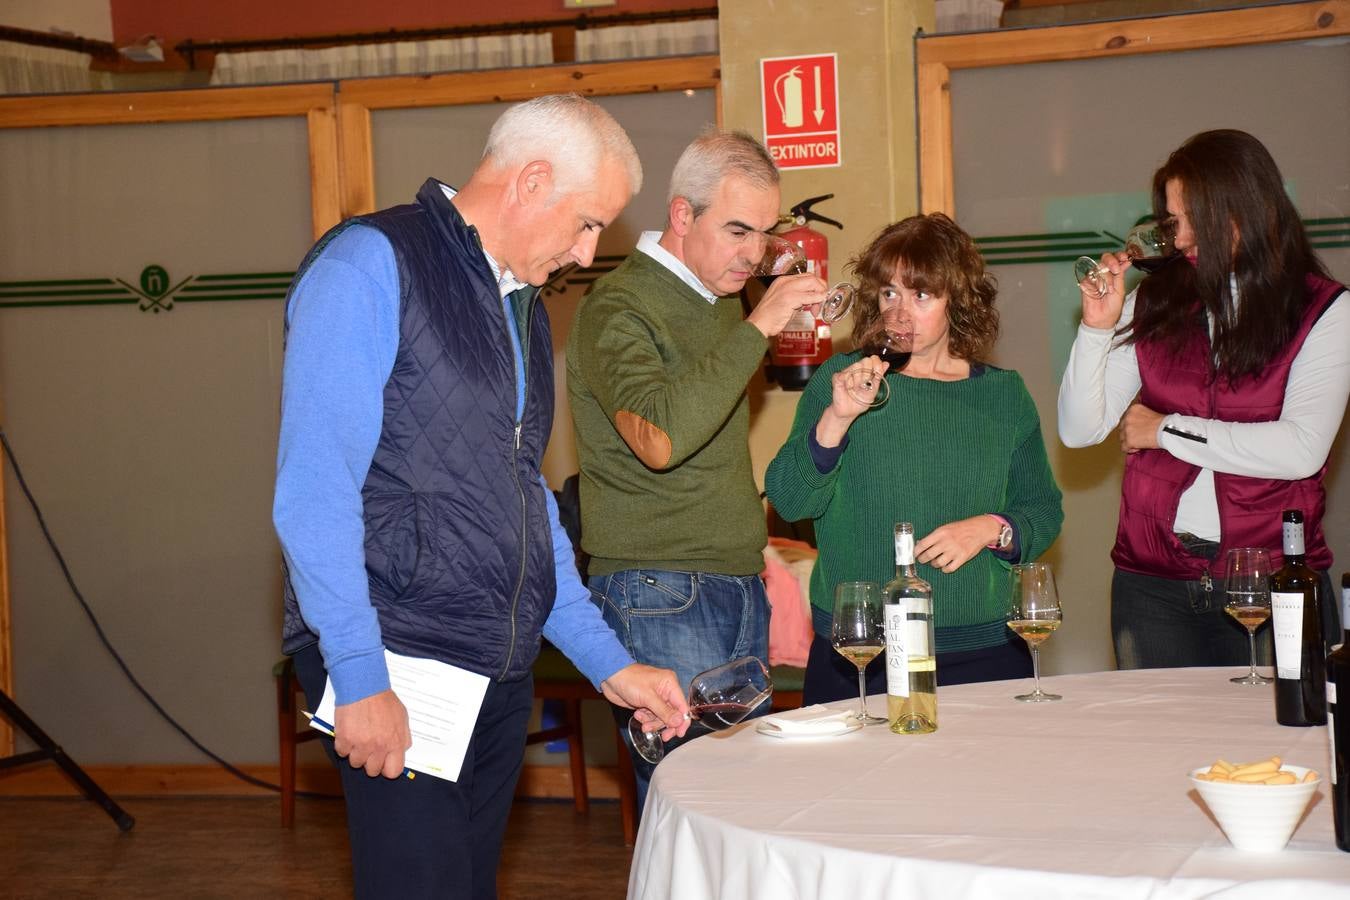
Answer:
[{"left": 765, "top": 213, "right": 1064, "bottom": 704}]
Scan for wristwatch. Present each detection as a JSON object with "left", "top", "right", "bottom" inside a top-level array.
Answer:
[{"left": 987, "top": 517, "right": 1013, "bottom": 551}]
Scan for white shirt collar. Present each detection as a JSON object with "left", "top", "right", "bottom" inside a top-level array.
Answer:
[
  {"left": 636, "top": 231, "right": 719, "bottom": 304},
  {"left": 440, "top": 183, "right": 527, "bottom": 299}
]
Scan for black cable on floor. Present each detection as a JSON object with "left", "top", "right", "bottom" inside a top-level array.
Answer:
[{"left": 0, "top": 426, "right": 338, "bottom": 800}]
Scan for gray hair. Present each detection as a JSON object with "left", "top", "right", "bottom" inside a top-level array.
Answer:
[
  {"left": 483, "top": 93, "right": 642, "bottom": 197},
  {"left": 668, "top": 129, "right": 779, "bottom": 215}
]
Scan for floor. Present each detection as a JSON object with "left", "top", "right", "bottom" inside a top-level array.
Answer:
[{"left": 0, "top": 795, "right": 633, "bottom": 899}]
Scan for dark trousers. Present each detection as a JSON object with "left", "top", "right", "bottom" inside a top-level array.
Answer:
[
  {"left": 293, "top": 643, "right": 533, "bottom": 900},
  {"left": 1111, "top": 567, "right": 1338, "bottom": 670},
  {"left": 801, "top": 632, "right": 1033, "bottom": 706}
]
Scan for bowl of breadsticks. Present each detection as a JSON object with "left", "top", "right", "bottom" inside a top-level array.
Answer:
[{"left": 1190, "top": 756, "right": 1320, "bottom": 851}]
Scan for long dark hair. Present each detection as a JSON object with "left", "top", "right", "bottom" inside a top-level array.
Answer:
[
  {"left": 847, "top": 213, "right": 999, "bottom": 362},
  {"left": 1121, "top": 129, "right": 1329, "bottom": 381}
]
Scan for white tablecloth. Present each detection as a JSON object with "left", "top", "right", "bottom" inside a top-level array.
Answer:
[{"left": 629, "top": 668, "right": 1350, "bottom": 899}]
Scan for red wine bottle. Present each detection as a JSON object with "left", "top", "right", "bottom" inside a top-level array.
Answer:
[
  {"left": 1270, "top": 509, "right": 1326, "bottom": 726},
  {"left": 1326, "top": 572, "right": 1350, "bottom": 851}
]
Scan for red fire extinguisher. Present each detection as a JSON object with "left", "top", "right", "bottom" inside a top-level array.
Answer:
[{"left": 767, "top": 194, "right": 844, "bottom": 390}]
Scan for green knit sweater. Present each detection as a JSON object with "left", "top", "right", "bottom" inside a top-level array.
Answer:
[
  {"left": 566, "top": 250, "right": 769, "bottom": 577},
  {"left": 764, "top": 352, "right": 1064, "bottom": 652}
]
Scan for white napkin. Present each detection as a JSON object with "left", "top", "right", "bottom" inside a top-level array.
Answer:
[{"left": 756, "top": 705, "right": 857, "bottom": 735}]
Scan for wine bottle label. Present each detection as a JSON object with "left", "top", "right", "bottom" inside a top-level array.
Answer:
[
  {"left": 1271, "top": 591, "right": 1305, "bottom": 679},
  {"left": 884, "top": 601, "right": 910, "bottom": 698}
]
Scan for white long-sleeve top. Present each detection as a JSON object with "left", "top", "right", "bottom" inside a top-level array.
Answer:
[{"left": 1057, "top": 286, "right": 1350, "bottom": 541}]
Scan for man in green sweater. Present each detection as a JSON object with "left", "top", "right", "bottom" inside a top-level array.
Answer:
[{"left": 566, "top": 131, "right": 822, "bottom": 807}]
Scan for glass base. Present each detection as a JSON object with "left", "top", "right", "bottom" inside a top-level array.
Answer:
[
  {"left": 1014, "top": 690, "right": 1062, "bottom": 703},
  {"left": 856, "top": 713, "right": 889, "bottom": 726},
  {"left": 1230, "top": 671, "right": 1273, "bottom": 685}
]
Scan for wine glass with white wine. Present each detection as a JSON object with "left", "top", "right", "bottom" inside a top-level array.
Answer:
[
  {"left": 1007, "top": 562, "right": 1063, "bottom": 703},
  {"left": 1223, "top": 547, "right": 1273, "bottom": 686},
  {"left": 831, "top": 581, "right": 888, "bottom": 725}
]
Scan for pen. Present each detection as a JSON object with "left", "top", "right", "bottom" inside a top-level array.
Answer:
[{"left": 302, "top": 711, "right": 416, "bottom": 780}]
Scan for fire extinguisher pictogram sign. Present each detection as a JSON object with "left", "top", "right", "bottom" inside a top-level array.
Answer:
[{"left": 760, "top": 54, "right": 841, "bottom": 170}]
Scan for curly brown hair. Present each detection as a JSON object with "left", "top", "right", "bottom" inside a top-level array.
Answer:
[{"left": 846, "top": 213, "right": 999, "bottom": 362}]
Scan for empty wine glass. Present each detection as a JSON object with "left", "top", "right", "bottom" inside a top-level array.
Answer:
[
  {"left": 751, "top": 234, "right": 857, "bottom": 323},
  {"left": 831, "top": 581, "right": 888, "bottom": 725},
  {"left": 627, "top": 656, "right": 773, "bottom": 764},
  {"left": 1223, "top": 547, "right": 1273, "bottom": 686},
  {"left": 1007, "top": 562, "right": 1063, "bottom": 702},
  {"left": 1074, "top": 218, "right": 1179, "bottom": 299}
]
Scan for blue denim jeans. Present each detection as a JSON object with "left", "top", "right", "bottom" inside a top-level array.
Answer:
[{"left": 587, "top": 569, "right": 770, "bottom": 814}]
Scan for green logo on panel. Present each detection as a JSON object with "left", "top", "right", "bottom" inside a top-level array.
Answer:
[
  {"left": 140, "top": 265, "right": 170, "bottom": 298},
  {"left": 0, "top": 268, "right": 297, "bottom": 312}
]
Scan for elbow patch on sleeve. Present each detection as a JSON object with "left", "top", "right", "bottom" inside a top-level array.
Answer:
[{"left": 615, "top": 410, "right": 673, "bottom": 469}]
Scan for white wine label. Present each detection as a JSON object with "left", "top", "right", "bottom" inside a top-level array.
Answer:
[
  {"left": 884, "top": 601, "right": 909, "bottom": 698},
  {"left": 1271, "top": 591, "right": 1306, "bottom": 679},
  {"left": 1331, "top": 682, "right": 1339, "bottom": 705}
]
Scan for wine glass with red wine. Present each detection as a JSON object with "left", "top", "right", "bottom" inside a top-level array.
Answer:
[
  {"left": 1074, "top": 218, "right": 1179, "bottom": 299},
  {"left": 751, "top": 235, "right": 857, "bottom": 323},
  {"left": 628, "top": 656, "right": 773, "bottom": 764},
  {"left": 849, "top": 311, "right": 914, "bottom": 408}
]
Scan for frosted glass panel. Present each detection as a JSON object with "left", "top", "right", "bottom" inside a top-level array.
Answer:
[{"left": 0, "top": 116, "right": 312, "bottom": 763}]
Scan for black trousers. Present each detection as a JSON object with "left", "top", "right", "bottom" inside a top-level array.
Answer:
[{"left": 293, "top": 643, "right": 533, "bottom": 900}]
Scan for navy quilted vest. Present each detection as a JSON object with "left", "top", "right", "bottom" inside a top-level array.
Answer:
[{"left": 282, "top": 178, "right": 556, "bottom": 681}]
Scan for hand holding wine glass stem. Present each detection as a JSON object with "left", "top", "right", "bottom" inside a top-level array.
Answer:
[{"left": 746, "top": 271, "right": 826, "bottom": 338}]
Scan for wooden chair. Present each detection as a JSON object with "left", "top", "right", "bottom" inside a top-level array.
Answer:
[
  {"left": 274, "top": 657, "right": 322, "bottom": 828},
  {"left": 274, "top": 649, "right": 612, "bottom": 829}
]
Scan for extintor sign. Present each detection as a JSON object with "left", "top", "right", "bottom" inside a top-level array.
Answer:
[{"left": 760, "top": 53, "right": 841, "bottom": 169}]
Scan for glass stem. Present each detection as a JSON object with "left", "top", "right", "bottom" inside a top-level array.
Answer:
[
  {"left": 856, "top": 667, "right": 869, "bottom": 718},
  {"left": 1247, "top": 629, "right": 1259, "bottom": 677},
  {"left": 1031, "top": 645, "right": 1042, "bottom": 694}
]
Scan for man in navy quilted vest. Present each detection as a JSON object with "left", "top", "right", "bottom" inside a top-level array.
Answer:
[{"left": 273, "top": 93, "right": 690, "bottom": 899}]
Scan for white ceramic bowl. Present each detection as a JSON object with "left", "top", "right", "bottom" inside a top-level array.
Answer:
[{"left": 1189, "top": 764, "right": 1321, "bottom": 852}]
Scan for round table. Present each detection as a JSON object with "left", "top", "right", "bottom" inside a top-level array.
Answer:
[{"left": 628, "top": 668, "right": 1350, "bottom": 899}]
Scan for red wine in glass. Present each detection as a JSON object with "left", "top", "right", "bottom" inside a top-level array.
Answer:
[
  {"left": 1126, "top": 254, "right": 1178, "bottom": 275},
  {"left": 688, "top": 701, "right": 756, "bottom": 730},
  {"left": 860, "top": 329, "right": 913, "bottom": 371}
]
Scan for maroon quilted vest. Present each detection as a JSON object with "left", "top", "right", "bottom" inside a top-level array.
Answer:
[{"left": 1111, "top": 274, "right": 1344, "bottom": 579}]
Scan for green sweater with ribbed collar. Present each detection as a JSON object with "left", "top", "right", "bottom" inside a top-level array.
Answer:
[{"left": 566, "top": 248, "right": 769, "bottom": 577}]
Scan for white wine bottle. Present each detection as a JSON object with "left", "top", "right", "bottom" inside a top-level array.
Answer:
[
  {"left": 1270, "top": 508, "right": 1326, "bottom": 727},
  {"left": 883, "top": 522, "right": 936, "bottom": 734}
]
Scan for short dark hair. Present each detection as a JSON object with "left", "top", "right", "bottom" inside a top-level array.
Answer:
[
  {"left": 1123, "top": 129, "right": 1329, "bottom": 380},
  {"left": 846, "top": 212, "right": 999, "bottom": 362}
]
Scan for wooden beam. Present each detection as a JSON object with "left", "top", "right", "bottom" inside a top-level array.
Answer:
[
  {"left": 0, "top": 83, "right": 335, "bottom": 129},
  {"left": 338, "top": 55, "right": 720, "bottom": 109},
  {"left": 916, "top": 61, "right": 954, "bottom": 216},
  {"left": 917, "top": 0, "right": 1348, "bottom": 68},
  {"left": 306, "top": 107, "right": 343, "bottom": 239},
  {"left": 336, "top": 101, "right": 376, "bottom": 219}
]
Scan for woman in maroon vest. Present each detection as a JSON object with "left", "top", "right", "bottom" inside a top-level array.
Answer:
[{"left": 1058, "top": 129, "right": 1349, "bottom": 670}]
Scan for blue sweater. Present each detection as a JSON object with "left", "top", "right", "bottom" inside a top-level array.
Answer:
[{"left": 273, "top": 223, "right": 631, "bottom": 705}]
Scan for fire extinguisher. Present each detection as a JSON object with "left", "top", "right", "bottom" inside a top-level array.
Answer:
[{"left": 767, "top": 194, "right": 844, "bottom": 390}]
